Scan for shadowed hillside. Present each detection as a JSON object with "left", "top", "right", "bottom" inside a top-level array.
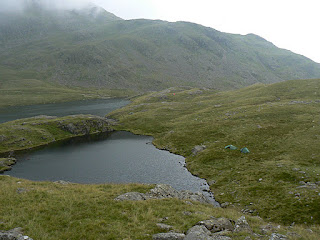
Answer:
[{"left": 0, "top": 0, "right": 320, "bottom": 95}]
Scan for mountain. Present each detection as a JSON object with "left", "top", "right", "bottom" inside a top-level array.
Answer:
[{"left": 1, "top": 0, "right": 320, "bottom": 93}]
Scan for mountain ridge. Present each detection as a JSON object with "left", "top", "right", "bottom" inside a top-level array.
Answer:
[{"left": 0, "top": 1, "right": 320, "bottom": 93}]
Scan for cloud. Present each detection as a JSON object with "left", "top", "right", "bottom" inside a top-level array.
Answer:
[{"left": 0, "top": 0, "right": 92, "bottom": 13}]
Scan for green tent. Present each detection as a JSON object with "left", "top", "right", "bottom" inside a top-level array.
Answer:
[
  {"left": 240, "top": 147, "right": 250, "bottom": 153},
  {"left": 225, "top": 145, "right": 237, "bottom": 150}
]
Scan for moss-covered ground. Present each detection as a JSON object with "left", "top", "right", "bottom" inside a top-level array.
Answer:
[
  {"left": 0, "top": 115, "right": 113, "bottom": 154},
  {"left": 108, "top": 79, "right": 320, "bottom": 226},
  {"left": 1, "top": 175, "right": 319, "bottom": 239}
]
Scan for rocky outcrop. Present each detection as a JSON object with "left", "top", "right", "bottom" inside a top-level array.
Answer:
[
  {"left": 152, "top": 216, "right": 290, "bottom": 240},
  {"left": 0, "top": 158, "right": 16, "bottom": 173},
  {"left": 197, "top": 218, "right": 234, "bottom": 233},
  {"left": 58, "top": 115, "right": 114, "bottom": 135},
  {"left": 115, "top": 184, "right": 215, "bottom": 205},
  {"left": 0, "top": 228, "right": 33, "bottom": 240}
]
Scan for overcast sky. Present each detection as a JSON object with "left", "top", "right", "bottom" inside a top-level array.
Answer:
[{"left": 91, "top": 0, "right": 320, "bottom": 63}]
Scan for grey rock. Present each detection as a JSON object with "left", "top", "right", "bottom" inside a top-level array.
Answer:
[
  {"left": 211, "top": 236, "right": 232, "bottom": 240},
  {"left": 269, "top": 233, "right": 287, "bottom": 240},
  {"left": 182, "top": 211, "right": 192, "bottom": 216},
  {"left": 0, "top": 228, "right": 33, "bottom": 240},
  {"left": 185, "top": 225, "right": 212, "bottom": 240},
  {"left": 260, "top": 224, "right": 274, "bottom": 234},
  {"left": 192, "top": 145, "right": 206, "bottom": 155},
  {"left": 197, "top": 218, "right": 234, "bottom": 233},
  {"left": 286, "top": 232, "right": 301, "bottom": 238},
  {"left": 234, "top": 216, "right": 252, "bottom": 233},
  {"left": 147, "top": 184, "right": 181, "bottom": 199},
  {"left": 114, "top": 184, "right": 217, "bottom": 205},
  {"left": 156, "top": 223, "right": 173, "bottom": 231},
  {"left": 16, "top": 188, "right": 29, "bottom": 194},
  {"left": 220, "top": 202, "right": 229, "bottom": 208},
  {"left": 54, "top": 180, "right": 72, "bottom": 185},
  {"left": 152, "top": 232, "right": 185, "bottom": 240},
  {"left": 114, "top": 192, "right": 147, "bottom": 201}
]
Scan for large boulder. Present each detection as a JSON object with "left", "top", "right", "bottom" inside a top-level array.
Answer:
[
  {"left": 152, "top": 232, "right": 185, "bottom": 240},
  {"left": 197, "top": 218, "right": 234, "bottom": 233},
  {"left": 185, "top": 225, "right": 212, "bottom": 240},
  {"left": 233, "top": 216, "right": 252, "bottom": 233},
  {"left": 114, "top": 192, "right": 147, "bottom": 201},
  {"left": 115, "top": 184, "right": 215, "bottom": 205}
]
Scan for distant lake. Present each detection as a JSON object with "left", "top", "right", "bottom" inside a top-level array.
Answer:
[
  {"left": 1, "top": 99, "right": 217, "bottom": 204},
  {"left": 0, "top": 98, "right": 130, "bottom": 123}
]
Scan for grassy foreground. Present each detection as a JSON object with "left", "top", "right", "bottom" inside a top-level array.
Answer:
[
  {"left": 1, "top": 175, "right": 318, "bottom": 239},
  {"left": 108, "top": 79, "right": 320, "bottom": 225}
]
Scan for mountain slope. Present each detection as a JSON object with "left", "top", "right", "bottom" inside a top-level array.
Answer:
[
  {"left": 0, "top": 1, "right": 320, "bottom": 93},
  {"left": 108, "top": 79, "right": 320, "bottom": 224}
]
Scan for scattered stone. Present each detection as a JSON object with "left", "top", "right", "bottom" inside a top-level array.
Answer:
[
  {"left": 0, "top": 228, "right": 33, "bottom": 240},
  {"left": 269, "top": 233, "right": 287, "bottom": 240},
  {"left": 260, "top": 224, "right": 274, "bottom": 234},
  {"left": 286, "top": 232, "right": 301, "bottom": 238},
  {"left": 159, "top": 217, "right": 169, "bottom": 222},
  {"left": 182, "top": 211, "right": 192, "bottom": 216},
  {"left": 220, "top": 202, "right": 229, "bottom": 208},
  {"left": 156, "top": 223, "right": 173, "bottom": 231},
  {"left": 54, "top": 180, "right": 72, "bottom": 185},
  {"left": 191, "top": 145, "right": 206, "bottom": 155},
  {"left": 197, "top": 218, "right": 234, "bottom": 233},
  {"left": 16, "top": 188, "right": 29, "bottom": 194},
  {"left": 234, "top": 216, "right": 252, "bottom": 233},
  {"left": 152, "top": 232, "right": 185, "bottom": 240},
  {"left": 184, "top": 225, "right": 211, "bottom": 240},
  {"left": 114, "top": 192, "right": 147, "bottom": 201}
]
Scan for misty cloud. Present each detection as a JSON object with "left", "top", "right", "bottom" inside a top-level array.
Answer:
[{"left": 0, "top": 0, "right": 92, "bottom": 13}]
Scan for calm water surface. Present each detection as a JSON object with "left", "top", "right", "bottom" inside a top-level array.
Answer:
[
  {"left": 0, "top": 99, "right": 215, "bottom": 201},
  {"left": 8, "top": 131, "right": 211, "bottom": 193},
  {"left": 0, "top": 98, "right": 130, "bottom": 123}
]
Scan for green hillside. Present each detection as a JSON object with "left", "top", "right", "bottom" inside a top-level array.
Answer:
[
  {"left": 108, "top": 79, "right": 320, "bottom": 225},
  {"left": 0, "top": 0, "right": 320, "bottom": 100}
]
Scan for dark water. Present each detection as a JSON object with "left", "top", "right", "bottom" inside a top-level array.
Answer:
[
  {"left": 0, "top": 99, "right": 217, "bottom": 203},
  {"left": 7, "top": 131, "right": 212, "bottom": 194},
  {"left": 0, "top": 98, "right": 130, "bottom": 123}
]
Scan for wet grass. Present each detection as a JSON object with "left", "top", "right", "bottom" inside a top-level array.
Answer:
[
  {"left": 1, "top": 175, "right": 318, "bottom": 239},
  {"left": 108, "top": 79, "right": 320, "bottom": 225}
]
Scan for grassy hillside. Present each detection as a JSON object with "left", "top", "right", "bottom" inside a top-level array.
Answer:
[
  {"left": 108, "top": 79, "right": 320, "bottom": 225},
  {"left": 1, "top": 1, "right": 320, "bottom": 95},
  {"left": 0, "top": 66, "right": 135, "bottom": 108},
  {"left": 0, "top": 114, "right": 114, "bottom": 154},
  {"left": 2, "top": 176, "right": 317, "bottom": 240}
]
